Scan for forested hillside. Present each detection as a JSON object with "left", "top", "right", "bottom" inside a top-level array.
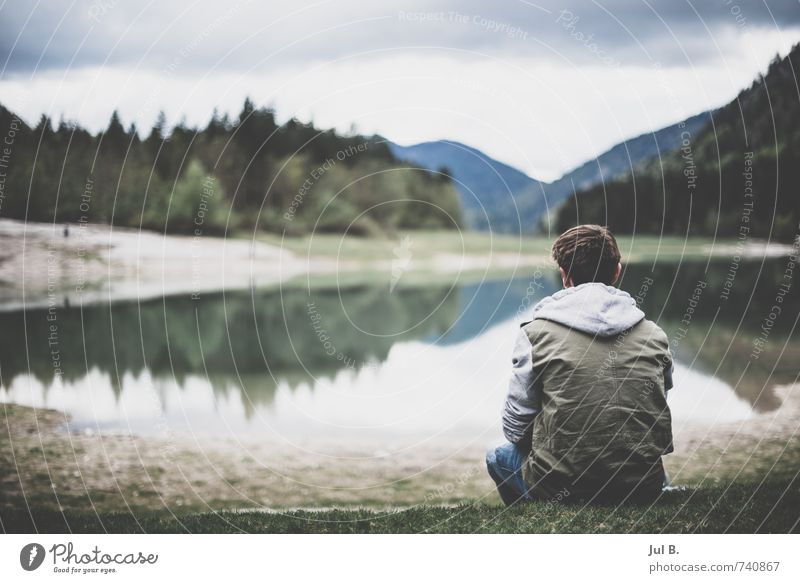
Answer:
[
  {"left": 0, "top": 99, "right": 462, "bottom": 235},
  {"left": 554, "top": 45, "right": 800, "bottom": 242}
]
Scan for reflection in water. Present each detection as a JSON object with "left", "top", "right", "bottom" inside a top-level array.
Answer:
[
  {"left": 1, "top": 258, "right": 797, "bottom": 441},
  {"left": 621, "top": 259, "right": 799, "bottom": 412}
]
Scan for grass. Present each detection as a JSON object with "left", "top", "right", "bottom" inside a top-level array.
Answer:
[
  {"left": 236, "top": 231, "right": 770, "bottom": 296},
  {"left": 246, "top": 232, "right": 742, "bottom": 289},
  {"left": 2, "top": 478, "right": 797, "bottom": 534},
  {"left": 251, "top": 231, "right": 729, "bottom": 263},
  {"left": 4, "top": 386, "right": 800, "bottom": 535}
]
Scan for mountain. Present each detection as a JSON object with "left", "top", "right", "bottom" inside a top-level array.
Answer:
[
  {"left": 541, "top": 110, "right": 713, "bottom": 203},
  {"left": 387, "top": 109, "right": 712, "bottom": 234},
  {"left": 387, "top": 139, "right": 543, "bottom": 232},
  {"left": 554, "top": 45, "right": 800, "bottom": 242}
]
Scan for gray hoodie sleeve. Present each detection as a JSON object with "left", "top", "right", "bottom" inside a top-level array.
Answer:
[{"left": 501, "top": 327, "right": 541, "bottom": 444}]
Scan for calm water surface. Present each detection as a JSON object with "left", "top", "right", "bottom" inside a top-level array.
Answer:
[{"left": 1, "top": 258, "right": 797, "bottom": 444}]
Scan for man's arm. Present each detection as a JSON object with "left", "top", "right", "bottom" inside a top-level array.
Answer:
[
  {"left": 501, "top": 327, "right": 541, "bottom": 449},
  {"left": 664, "top": 350, "right": 675, "bottom": 392},
  {"left": 659, "top": 327, "right": 675, "bottom": 392}
]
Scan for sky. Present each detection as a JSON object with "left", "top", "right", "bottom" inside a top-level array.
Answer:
[{"left": 1, "top": 0, "right": 799, "bottom": 182}]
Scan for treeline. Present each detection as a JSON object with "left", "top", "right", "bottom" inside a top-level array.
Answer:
[
  {"left": 0, "top": 99, "right": 462, "bottom": 235},
  {"left": 554, "top": 44, "right": 800, "bottom": 242}
]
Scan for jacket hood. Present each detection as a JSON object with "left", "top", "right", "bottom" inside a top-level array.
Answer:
[{"left": 530, "top": 282, "right": 645, "bottom": 336}]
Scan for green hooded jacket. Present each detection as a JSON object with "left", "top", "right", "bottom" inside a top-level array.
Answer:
[{"left": 502, "top": 283, "right": 674, "bottom": 502}]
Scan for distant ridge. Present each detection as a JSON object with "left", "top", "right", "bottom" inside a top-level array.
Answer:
[
  {"left": 387, "top": 109, "right": 713, "bottom": 234},
  {"left": 542, "top": 109, "right": 714, "bottom": 201},
  {"left": 387, "top": 139, "right": 543, "bottom": 232},
  {"left": 553, "top": 44, "right": 800, "bottom": 242}
]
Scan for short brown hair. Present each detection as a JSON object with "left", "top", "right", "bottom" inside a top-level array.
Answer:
[{"left": 551, "top": 225, "right": 621, "bottom": 286}]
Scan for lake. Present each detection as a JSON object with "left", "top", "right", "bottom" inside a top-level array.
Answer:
[{"left": 1, "top": 257, "right": 797, "bottom": 447}]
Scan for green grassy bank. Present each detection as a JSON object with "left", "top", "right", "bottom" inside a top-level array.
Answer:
[
  {"left": 255, "top": 231, "right": 733, "bottom": 263},
  {"left": 2, "top": 478, "right": 797, "bottom": 533}
]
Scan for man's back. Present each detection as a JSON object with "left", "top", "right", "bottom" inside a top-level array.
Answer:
[
  {"left": 487, "top": 225, "right": 676, "bottom": 506},
  {"left": 522, "top": 311, "right": 673, "bottom": 502}
]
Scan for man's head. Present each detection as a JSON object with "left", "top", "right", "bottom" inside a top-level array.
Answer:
[{"left": 551, "top": 225, "right": 622, "bottom": 287}]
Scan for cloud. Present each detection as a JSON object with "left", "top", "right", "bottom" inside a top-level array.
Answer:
[
  {"left": 2, "top": 36, "right": 794, "bottom": 181},
  {"left": 2, "top": 0, "right": 799, "bottom": 76}
]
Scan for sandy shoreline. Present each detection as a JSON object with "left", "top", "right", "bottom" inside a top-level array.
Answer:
[
  {"left": 4, "top": 219, "right": 794, "bottom": 311},
  {"left": 2, "top": 384, "right": 797, "bottom": 512},
  {"left": 0, "top": 219, "right": 304, "bottom": 310},
  {"left": 0, "top": 219, "right": 555, "bottom": 310}
]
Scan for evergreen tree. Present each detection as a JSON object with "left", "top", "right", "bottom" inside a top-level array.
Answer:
[{"left": 0, "top": 99, "right": 462, "bottom": 235}]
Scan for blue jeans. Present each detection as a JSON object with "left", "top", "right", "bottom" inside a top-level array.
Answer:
[
  {"left": 485, "top": 442, "right": 534, "bottom": 506},
  {"left": 488, "top": 443, "right": 675, "bottom": 505}
]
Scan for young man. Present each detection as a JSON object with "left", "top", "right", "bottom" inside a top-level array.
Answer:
[{"left": 486, "top": 225, "right": 674, "bottom": 505}]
